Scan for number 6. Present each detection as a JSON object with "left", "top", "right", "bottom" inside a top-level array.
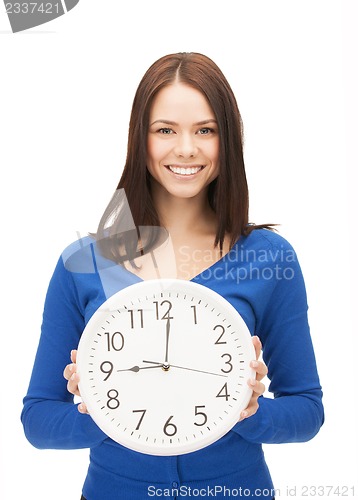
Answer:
[{"left": 163, "top": 416, "right": 177, "bottom": 436}]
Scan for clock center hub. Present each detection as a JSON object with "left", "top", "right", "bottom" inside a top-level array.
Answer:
[{"left": 162, "top": 363, "right": 170, "bottom": 372}]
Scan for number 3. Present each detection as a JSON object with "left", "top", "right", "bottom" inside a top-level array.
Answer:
[{"left": 221, "top": 353, "right": 233, "bottom": 373}]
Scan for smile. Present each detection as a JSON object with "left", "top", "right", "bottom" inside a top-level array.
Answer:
[{"left": 166, "top": 165, "right": 204, "bottom": 176}]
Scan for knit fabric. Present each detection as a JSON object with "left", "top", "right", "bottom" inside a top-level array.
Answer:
[{"left": 21, "top": 229, "right": 323, "bottom": 499}]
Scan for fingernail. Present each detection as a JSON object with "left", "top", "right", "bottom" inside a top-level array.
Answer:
[
  {"left": 251, "top": 360, "right": 258, "bottom": 368},
  {"left": 249, "top": 378, "right": 256, "bottom": 386},
  {"left": 241, "top": 410, "right": 248, "bottom": 418},
  {"left": 70, "top": 373, "right": 76, "bottom": 381}
]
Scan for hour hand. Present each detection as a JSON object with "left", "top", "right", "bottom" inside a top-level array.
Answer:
[{"left": 117, "top": 364, "right": 162, "bottom": 373}]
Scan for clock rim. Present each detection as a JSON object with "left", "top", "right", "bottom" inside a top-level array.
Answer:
[{"left": 77, "top": 278, "right": 256, "bottom": 456}]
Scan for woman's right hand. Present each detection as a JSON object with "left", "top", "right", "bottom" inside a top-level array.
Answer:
[{"left": 63, "top": 349, "right": 89, "bottom": 414}]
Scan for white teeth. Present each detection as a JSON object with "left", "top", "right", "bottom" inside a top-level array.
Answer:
[{"left": 168, "top": 166, "right": 202, "bottom": 175}]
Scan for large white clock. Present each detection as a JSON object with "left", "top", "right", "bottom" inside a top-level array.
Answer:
[{"left": 77, "top": 279, "right": 255, "bottom": 456}]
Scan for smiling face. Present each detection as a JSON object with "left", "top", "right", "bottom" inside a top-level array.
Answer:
[{"left": 147, "top": 83, "right": 220, "bottom": 202}]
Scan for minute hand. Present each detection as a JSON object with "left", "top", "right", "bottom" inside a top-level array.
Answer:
[
  {"left": 164, "top": 318, "right": 170, "bottom": 365},
  {"left": 142, "top": 360, "right": 228, "bottom": 378}
]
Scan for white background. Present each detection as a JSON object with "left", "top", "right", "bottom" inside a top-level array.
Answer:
[{"left": 0, "top": 1, "right": 357, "bottom": 499}]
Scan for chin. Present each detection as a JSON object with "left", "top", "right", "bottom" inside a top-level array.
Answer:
[{"left": 166, "top": 186, "right": 208, "bottom": 200}]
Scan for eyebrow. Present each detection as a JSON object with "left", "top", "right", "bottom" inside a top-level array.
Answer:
[{"left": 149, "top": 119, "right": 218, "bottom": 126}]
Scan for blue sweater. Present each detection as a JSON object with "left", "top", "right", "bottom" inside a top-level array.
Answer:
[{"left": 21, "top": 229, "right": 324, "bottom": 500}]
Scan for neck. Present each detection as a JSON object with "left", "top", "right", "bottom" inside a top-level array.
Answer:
[{"left": 151, "top": 183, "right": 217, "bottom": 239}]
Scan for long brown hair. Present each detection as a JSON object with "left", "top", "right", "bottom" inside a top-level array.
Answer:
[{"left": 95, "top": 52, "right": 275, "bottom": 262}]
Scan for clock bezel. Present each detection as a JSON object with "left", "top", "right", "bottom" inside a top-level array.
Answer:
[{"left": 77, "top": 278, "right": 255, "bottom": 456}]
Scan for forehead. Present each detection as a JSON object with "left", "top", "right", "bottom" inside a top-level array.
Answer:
[{"left": 149, "top": 83, "right": 215, "bottom": 121}]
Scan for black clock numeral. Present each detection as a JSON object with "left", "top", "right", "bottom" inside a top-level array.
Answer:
[
  {"left": 191, "top": 305, "right": 197, "bottom": 325},
  {"left": 154, "top": 300, "right": 173, "bottom": 321},
  {"left": 128, "top": 309, "right": 144, "bottom": 329},
  {"left": 194, "top": 405, "right": 207, "bottom": 426},
  {"left": 105, "top": 331, "right": 124, "bottom": 352},
  {"left": 221, "top": 353, "right": 233, "bottom": 373},
  {"left": 132, "top": 409, "right": 147, "bottom": 430},
  {"left": 106, "top": 389, "right": 120, "bottom": 409},
  {"left": 214, "top": 325, "right": 227, "bottom": 345},
  {"left": 100, "top": 361, "right": 114, "bottom": 381},
  {"left": 216, "top": 383, "right": 230, "bottom": 401},
  {"left": 163, "top": 415, "right": 177, "bottom": 436}
]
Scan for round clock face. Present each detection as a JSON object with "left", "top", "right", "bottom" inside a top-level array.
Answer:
[{"left": 77, "top": 279, "right": 255, "bottom": 456}]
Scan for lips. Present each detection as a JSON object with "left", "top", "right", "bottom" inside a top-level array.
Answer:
[{"left": 165, "top": 165, "right": 204, "bottom": 176}]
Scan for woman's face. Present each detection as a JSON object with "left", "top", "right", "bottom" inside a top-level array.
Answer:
[{"left": 147, "top": 82, "right": 219, "bottom": 201}]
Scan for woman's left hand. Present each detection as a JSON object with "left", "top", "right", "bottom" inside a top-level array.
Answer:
[{"left": 240, "top": 336, "right": 268, "bottom": 421}]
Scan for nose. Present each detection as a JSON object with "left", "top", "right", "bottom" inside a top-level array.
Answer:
[{"left": 174, "top": 132, "right": 198, "bottom": 158}]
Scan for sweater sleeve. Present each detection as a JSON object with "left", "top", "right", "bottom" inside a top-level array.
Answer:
[
  {"left": 21, "top": 254, "right": 107, "bottom": 449},
  {"left": 232, "top": 235, "right": 324, "bottom": 443}
]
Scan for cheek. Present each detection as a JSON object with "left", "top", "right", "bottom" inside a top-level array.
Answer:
[
  {"left": 206, "top": 138, "right": 220, "bottom": 164},
  {"left": 147, "top": 137, "right": 168, "bottom": 165}
]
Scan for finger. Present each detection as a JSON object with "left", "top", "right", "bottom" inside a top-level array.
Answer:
[
  {"left": 252, "top": 335, "right": 262, "bottom": 360},
  {"left": 248, "top": 377, "right": 266, "bottom": 397},
  {"left": 78, "top": 402, "right": 89, "bottom": 414},
  {"left": 250, "top": 360, "right": 268, "bottom": 381},
  {"left": 240, "top": 400, "right": 259, "bottom": 421},
  {"left": 63, "top": 350, "right": 78, "bottom": 380},
  {"left": 63, "top": 362, "right": 76, "bottom": 381},
  {"left": 239, "top": 380, "right": 265, "bottom": 421},
  {"left": 67, "top": 371, "right": 80, "bottom": 397}
]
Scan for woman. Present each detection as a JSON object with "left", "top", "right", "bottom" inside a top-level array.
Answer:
[{"left": 21, "top": 52, "right": 324, "bottom": 499}]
